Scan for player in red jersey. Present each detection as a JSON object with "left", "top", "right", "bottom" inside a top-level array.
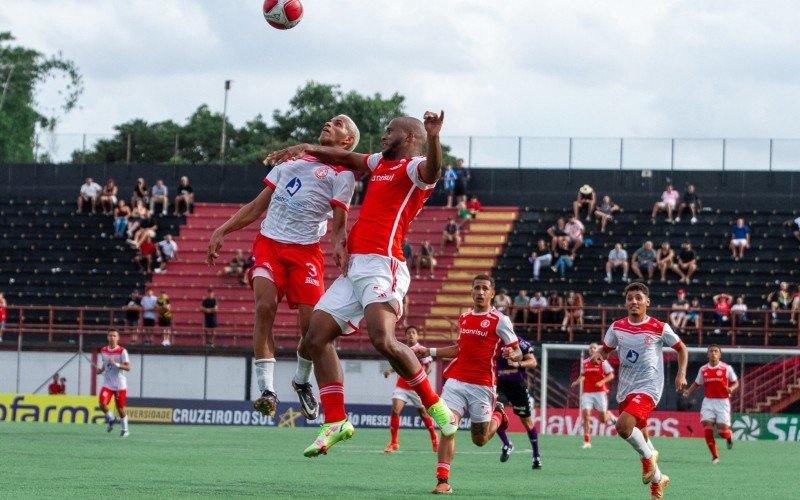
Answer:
[
  {"left": 208, "top": 115, "right": 359, "bottom": 419},
  {"left": 382, "top": 325, "right": 439, "bottom": 453},
  {"left": 570, "top": 342, "right": 617, "bottom": 449},
  {"left": 592, "top": 282, "right": 687, "bottom": 500},
  {"left": 682, "top": 345, "right": 739, "bottom": 463},
  {"left": 416, "top": 274, "right": 523, "bottom": 494},
  {"left": 96, "top": 329, "right": 131, "bottom": 438},
  {"left": 267, "top": 111, "right": 457, "bottom": 458}
]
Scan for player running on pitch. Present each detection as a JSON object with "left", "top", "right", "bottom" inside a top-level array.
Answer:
[
  {"left": 382, "top": 325, "right": 440, "bottom": 453},
  {"left": 592, "top": 282, "right": 687, "bottom": 500},
  {"left": 494, "top": 337, "right": 542, "bottom": 469},
  {"left": 682, "top": 345, "right": 738, "bottom": 463},
  {"left": 208, "top": 115, "right": 358, "bottom": 419},
  {"left": 416, "top": 274, "right": 523, "bottom": 494},
  {"left": 267, "top": 111, "right": 456, "bottom": 458},
  {"left": 96, "top": 329, "right": 131, "bottom": 438},
  {"left": 571, "top": 342, "right": 617, "bottom": 449}
]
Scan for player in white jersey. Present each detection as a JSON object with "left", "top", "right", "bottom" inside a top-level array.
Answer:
[
  {"left": 592, "top": 282, "right": 687, "bottom": 500},
  {"left": 96, "top": 330, "right": 131, "bottom": 438},
  {"left": 267, "top": 111, "right": 457, "bottom": 458},
  {"left": 208, "top": 115, "right": 358, "bottom": 419}
]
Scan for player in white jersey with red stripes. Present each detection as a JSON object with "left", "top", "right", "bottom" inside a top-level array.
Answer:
[
  {"left": 593, "top": 282, "right": 688, "bottom": 500},
  {"left": 571, "top": 342, "right": 617, "bottom": 449},
  {"left": 682, "top": 344, "right": 739, "bottom": 463},
  {"left": 96, "top": 330, "right": 131, "bottom": 438},
  {"left": 208, "top": 115, "right": 358, "bottom": 419},
  {"left": 416, "top": 274, "right": 523, "bottom": 494},
  {"left": 267, "top": 111, "right": 457, "bottom": 459},
  {"left": 382, "top": 325, "right": 439, "bottom": 453}
]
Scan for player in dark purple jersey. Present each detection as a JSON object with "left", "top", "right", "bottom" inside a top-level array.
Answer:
[{"left": 494, "top": 338, "right": 542, "bottom": 469}]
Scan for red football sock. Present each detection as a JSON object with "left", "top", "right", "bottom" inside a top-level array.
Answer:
[
  {"left": 704, "top": 428, "right": 718, "bottom": 459},
  {"left": 436, "top": 461, "right": 451, "bottom": 481},
  {"left": 718, "top": 428, "right": 732, "bottom": 440},
  {"left": 423, "top": 415, "right": 437, "bottom": 440},
  {"left": 319, "top": 383, "right": 346, "bottom": 423},
  {"left": 403, "top": 368, "right": 440, "bottom": 408},
  {"left": 584, "top": 433, "right": 591, "bottom": 443},
  {"left": 390, "top": 414, "right": 400, "bottom": 444},
  {"left": 490, "top": 411, "right": 502, "bottom": 429}
]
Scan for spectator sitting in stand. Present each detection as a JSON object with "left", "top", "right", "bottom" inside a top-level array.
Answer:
[
  {"left": 131, "top": 177, "right": 149, "bottom": 207},
  {"left": 134, "top": 234, "right": 157, "bottom": 274},
  {"left": 605, "top": 243, "right": 629, "bottom": 283},
  {"left": 494, "top": 288, "right": 512, "bottom": 316},
  {"left": 113, "top": 200, "right": 131, "bottom": 239},
  {"left": 77, "top": 177, "right": 102, "bottom": 214},
  {"left": 561, "top": 290, "right": 584, "bottom": 331},
  {"left": 651, "top": 183, "right": 680, "bottom": 224},
  {"left": 443, "top": 164, "right": 457, "bottom": 208},
  {"left": 414, "top": 240, "right": 437, "bottom": 279},
  {"left": 594, "top": 195, "right": 620, "bottom": 233},
  {"left": 712, "top": 293, "right": 732, "bottom": 334},
  {"left": 129, "top": 210, "right": 157, "bottom": 249},
  {"left": 631, "top": 240, "right": 657, "bottom": 282},
  {"left": 155, "top": 234, "right": 178, "bottom": 274},
  {"left": 150, "top": 179, "right": 169, "bottom": 216},
  {"left": 545, "top": 290, "right": 564, "bottom": 325},
  {"left": 201, "top": 287, "right": 218, "bottom": 347},
  {"left": 731, "top": 296, "right": 748, "bottom": 324},
  {"left": 686, "top": 297, "right": 702, "bottom": 331},
  {"left": 669, "top": 289, "right": 689, "bottom": 333},
  {"left": 729, "top": 218, "right": 751, "bottom": 261},
  {"left": 547, "top": 217, "right": 569, "bottom": 252},
  {"left": 767, "top": 281, "right": 793, "bottom": 324},
  {"left": 456, "top": 200, "right": 470, "bottom": 222},
  {"left": 511, "top": 290, "right": 529, "bottom": 324},
  {"left": 440, "top": 217, "right": 462, "bottom": 252},
  {"left": 466, "top": 195, "right": 482, "bottom": 218},
  {"left": 99, "top": 178, "right": 118, "bottom": 215},
  {"left": 402, "top": 238, "right": 414, "bottom": 266},
  {"left": 656, "top": 241, "right": 675, "bottom": 282},
  {"left": 676, "top": 184, "right": 701, "bottom": 224},
  {"left": 573, "top": 184, "right": 596, "bottom": 221},
  {"left": 672, "top": 241, "right": 699, "bottom": 284},
  {"left": 783, "top": 215, "right": 800, "bottom": 243},
  {"left": 224, "top": 249, "right": 248, "bottom": 285},
  {"left": 564, "top": 216, "right": 585, "bottom": 253},
  {"left": 173, "top": 176, "right": 194, "bottom": 215},
  {"left": 351, "top": 172, "right": 364, "bottom": 207},
  {"left": 528, "top": 291, "right": 548, "bottom": 325},
  {"left": 125, "top": 201, "right": 147, "bottom": 240},
  {"left": 528, "top": 238, "right": 552, "bottom": 281},
  {"left": 793, "top": 285, "right": 800, "bottom": 325},
  {"left": 553, "top": 250, "right": 576, "bottom": 281}
]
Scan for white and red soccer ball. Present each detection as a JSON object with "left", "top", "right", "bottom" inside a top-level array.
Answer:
[{"left": 263, "top": 0, "right": 303, "bottom": 30}]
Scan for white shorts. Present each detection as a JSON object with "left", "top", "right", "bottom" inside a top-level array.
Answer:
[
  {"left": 580, "top": 392, "right": 609, "bottom": 413},
  {"left": 440, "top": 378, "right": 495, "bottom": 423},
  {"left": 658, "top": 201, "right": 677, "bottom": 210},
  {"left": 700, "top": 398, "right": 731, "bottom": 426},
  {"left": 315, "top": 254, "right": 410, "bottom": 335},
  {"left": 731, "top": 238, "right": 748, "bottom": 247},
  {"left": 392, "top": 388, "right": 423, "bottom": 409}
]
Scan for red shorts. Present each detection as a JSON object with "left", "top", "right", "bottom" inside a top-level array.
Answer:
[
  {"left": 99, "top": 387, "right": 127, "bottom": 408},
  {"left": 619, "top": 393, "right": 655, "bottom": 427},
  {"left": 248, "top": 234, "right": 325, "bottom": 309}
]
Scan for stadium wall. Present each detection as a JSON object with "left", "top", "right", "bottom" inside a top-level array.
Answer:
[{"left": 4, "top": 163, "right": 800, "bottom": 209}]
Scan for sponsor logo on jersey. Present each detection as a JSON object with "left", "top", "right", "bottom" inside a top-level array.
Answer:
[
  {"left": 626, "top": 349, "right": 640, "bottom": 363},
  {"left": 304, "top": 277, "right": 320, "bottom": 286},
  {"left": 370, "top": 173, "right": 395, "bottom": 182},
  {"left": 314, "top": 166, "right": 329, "bottom": 179},
  {"left": 286, "top": 177, "right": 302, "bottom": 197},
  {"left": 461, "top": 328, "right": 489, "bottom": 337}
]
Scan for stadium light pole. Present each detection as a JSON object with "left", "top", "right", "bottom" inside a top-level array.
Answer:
[
  {"left": 220, "top": 80, "right": 232, "bottom": 165},
  {"left": 0, "top": 63, "right": 16, "bottom": 113}
]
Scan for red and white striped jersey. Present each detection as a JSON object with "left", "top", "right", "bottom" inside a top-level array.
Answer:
[
  {"left": 396, "top": 343, "right": 433, "bottom": 390},
  {"left": 582, "top": 359, "right": 614, "bottom": 393},
  {"left": 100, "top": 345, "right": 129, "bottom": 391},
  {"left": 443, "top": 308, "right": 519, "bottom": 387},
  {"left": 347, "top": 153, "right": 436, "bottom": 261},
  {"left": 695, "top": 362, "right": 738, "bottom": 399},
  {"left": 603, "top": 316, "right": 683, "bottom": 405}
]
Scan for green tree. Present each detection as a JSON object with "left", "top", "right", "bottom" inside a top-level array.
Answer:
[
  {"left": 0, "top": 32, "right": 83, "bottom": 163},
  {"left": 77, "top": 118, "right": 183, "bottom": 164}
]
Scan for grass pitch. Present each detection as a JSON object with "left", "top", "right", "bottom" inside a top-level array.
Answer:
[{"left": 2, "top": 422, "right": 796, "bottom": 498}]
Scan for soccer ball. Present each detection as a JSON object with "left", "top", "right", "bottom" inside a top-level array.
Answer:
[{"left": 263, "top": 0, "right": 303, "bottom": 30}]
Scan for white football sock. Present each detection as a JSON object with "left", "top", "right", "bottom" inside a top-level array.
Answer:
[
  {"left": 625, "top": 427, "right": 653, "bottom": 459},
  {"left": 254, "top": 358, "right": 276, "bottom": 392},
  {"left": 121, "top": 416, "right": 129, "bottom": 431},
  {"left": 294, "top": 354, "right": 313, "bottom": 385},
  {"left": 645, "top": 437, "right": 657, "bottom": 453},
  {"left": 106, "top": 411, "right": 115, "bottom": 421}
]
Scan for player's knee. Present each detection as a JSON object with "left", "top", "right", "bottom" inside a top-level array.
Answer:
[
  {"left": 471, "top": 434, "right": 488, "bottom": 446},
  {"left": 254, "top": 298, "right": 277, "bottom": 320},
  {"left": 615, "top": 419, "right": 632, "bottom": 438}
]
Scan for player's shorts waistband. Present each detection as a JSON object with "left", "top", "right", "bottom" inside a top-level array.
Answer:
[{"left": 255, "top": 233, "right": 322, "bottom": 250}]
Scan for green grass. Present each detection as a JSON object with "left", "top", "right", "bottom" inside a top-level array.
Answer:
[{"left": 2, "top": 422, "right": 797, "bottom": 498}]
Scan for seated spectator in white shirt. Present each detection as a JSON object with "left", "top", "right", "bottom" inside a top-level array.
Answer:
[
  {"left": 528, "top": 291, "right": 548, "bottom": 324},
  {"left": 651, "top": 184, "right": 680, "bottom": 223},
  {"left": 605, "top": 243, "right": 629, "bottom": 283},
  {"left": 564, "top": 216, "right": 585, "bottom": 253},
  {"left": 77, "top": 177, "right": 102, "bottom": 214},
  {"left": 150, "top": 179, "right": 169, "bottom": 216},
  {"left": 783, "top": 215, "right": 800, "bottom": 243},
  {"left": 494, "top": 289, "right": 512, "bottom": 316},
  {"left": 155, "top": 234, "right": 178, "bottom": 274}
]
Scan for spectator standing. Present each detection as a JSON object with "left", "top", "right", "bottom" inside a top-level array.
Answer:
[
  {"left": 440, "top": 217, "right": 462, "bottom": 252},
  {"left": 669, "top": 289, "right": 690, "bottom": 333},
  {"left": 155, "top": 234, "right": 178, "bottom": 274},
  {"left": 48, "top": 373, "right": 65, "bottom": 395},
  {"left": 351, "top": 172, "right": 364, "bottom": 207},
  {"left": 60, "top": 377, "right": 67, "bottom": 394},
  {"left": 414, "top": 240, "right": 437, "bottom": 279},
  {"left": 0, "top": 292, "right": 6, "bottom": 343},
  {"left": 77, "top": 177, "right": 102, "bottom": 214},
  {"left": 651, "top": 184, "right": 680, "bottom": 223},
  {"left": 594, "top": 195, "right": 620, "bottom": 233},
  {"left": 134, "top": 234, "right": 157, "bottom": 274},
  {"left": 605, "top": 243, "right": 629, "bottom": 283},
  {"left": 656, "top": 242, "right": 675, "bottom": 282},
  {"left": 631, "top": 241, "right": 657, "bottom": 281},
  {"left": 123, "top": 291, "right": 142, "bottom": 344},
  {"left": 173, "top": 176, "right": 194, "bottom": 215},
  {"left": 150, "top": 179, "right": 169, "bottom": 216},
  {"left": 564, "top": 216, "right": 585, "bottom": 253},
  {"left": 547, "top": 217, "right": 569, "bottom": 252},
  {"left": 528, "top": 291, "right": 548, "bottom": 325},
  {"left": 676, "top": 184, "right": 701, "bottom": 224},
  {"left": 113, "top": 200, "right": 131, "bottom": 239},
  {"left": 201, "top": 288, "right": 218, "bottom": 347},
  {"left": 573, "top": 185, "right": 596, "bottom": 221},
  {"left": 561, "top": 291, "right": 584, "bottom": 331},
  {"left": 454, "top": 158, "right": 470, "bottom": 205},
  {"left": 729, "top": 218, "right": 751, "bottom": 260},
  {"left": 528, "top": 239, "right": 553, "bottom": 281},
  {"left": 131, "top": 178, "right": 148, "bottom": 207},
  {"left": 140, "top": 289, "right": 158, "bottom": 345},
  {"left": 443, "top": 164, "right": 457, "bottom": 208},
  {"left": 157, "top": 291, "right": 173, "bottom": 347},
  {"left": 783, "top": 215, "right": 800, "bottom": 243},
  {"left": 712, "top": 293, "right": 733, "bottom": 334},
  {"left": 512, "top": 290, "right": 529, "bottom": 324},
  {"left": 466, "top": 195, "right": 482, "bottom": 218},
  {"left": 494, "top": 289, "right": 512, "bottom": 316},
  {"left": 768, "top": 282, "right": 792, "bottom": 324},
  {"left": 793, "top": 286, "right": 800, "bottom": 325},
  {"left": 99, "top": 179, "right": 118, "bottom": 215},
  {"left": 731, "top": 296, "right": 748, "bottom": 324},
  {"left": 673, "top": 242, "right": 699, "bottom": 284}
]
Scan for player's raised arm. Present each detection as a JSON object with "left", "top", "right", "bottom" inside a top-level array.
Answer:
[
  {"left": 266, "top": 144, "right": 369, "bottom": 173},
  {"left": 418, "top": 110, "right": 444, "bottom": 184}
]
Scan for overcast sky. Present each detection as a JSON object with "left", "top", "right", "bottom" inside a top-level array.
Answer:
[{"left": 4, "top": 0, "right": 800, "bottom": 147}]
